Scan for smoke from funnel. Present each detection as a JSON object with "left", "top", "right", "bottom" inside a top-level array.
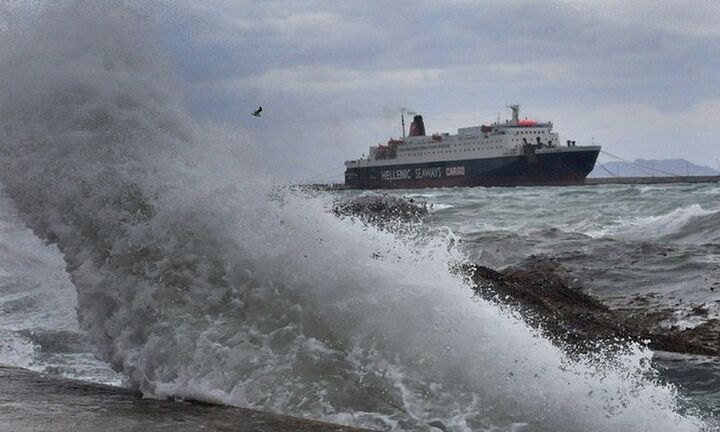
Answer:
[
  {"left": 381, "top": 105, "right": 417, "bottom": 119},
  {"left": 399, "top": 106, "right": 417, "bottom": 116}
]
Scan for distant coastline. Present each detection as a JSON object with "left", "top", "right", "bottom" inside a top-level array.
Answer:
[{"left": 590, "top": 158, "right": 719, "bottom": 178}]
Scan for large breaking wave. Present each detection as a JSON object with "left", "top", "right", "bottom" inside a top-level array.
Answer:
[{"left": 0, "top": 2, "right": 708, "bottom": 431}]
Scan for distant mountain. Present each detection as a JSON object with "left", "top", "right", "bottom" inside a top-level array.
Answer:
[{"left": 589, "top": 158, "right": 719, "bottom": 178}]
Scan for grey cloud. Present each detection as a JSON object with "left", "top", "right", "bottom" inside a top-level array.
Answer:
[{"left": 167, "top": 1, "right": 720, "bottom": 178}]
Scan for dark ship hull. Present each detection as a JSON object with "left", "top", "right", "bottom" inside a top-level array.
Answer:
[{"left": 345, "top": 148, "right": 600, "bottom": 189}]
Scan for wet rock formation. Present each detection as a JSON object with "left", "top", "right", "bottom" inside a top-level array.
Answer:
[
  {"left": 467, "top": 256, "right": 719, "bottom": 357},
  {"left": 332, "top": 194, "right": 428, "bottom": 228},
  {"left": 329, "top": 195, "right": 718, "bottom": 358}
]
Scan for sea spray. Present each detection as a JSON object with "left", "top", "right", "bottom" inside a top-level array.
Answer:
[{"left": 0, "top": 2, "right": 709, "bottom": 431}]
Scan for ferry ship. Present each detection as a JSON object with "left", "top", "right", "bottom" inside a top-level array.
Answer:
[{"left": 344, "top": 105, "right": 600, "bottom": 189}]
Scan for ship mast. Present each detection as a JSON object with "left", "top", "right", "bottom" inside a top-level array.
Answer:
[{"left": 510, "top": 104, "right": 520, "bottom": 123}]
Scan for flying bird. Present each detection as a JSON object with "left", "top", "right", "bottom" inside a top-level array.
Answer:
[{"left": 252, "top": 106, "right": 262, "bottom": 117}]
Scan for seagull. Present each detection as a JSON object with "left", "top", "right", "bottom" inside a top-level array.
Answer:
[{"left": 252, "top": 106, "right": 262, "bottom": 117}]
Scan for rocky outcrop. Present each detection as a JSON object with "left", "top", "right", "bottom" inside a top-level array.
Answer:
[
  {"left": 467, "top": 257, "right": 719, "bottom": 357},
  {"left": 332, "top": 194, "right": 428, "bottom": 228},
  {"left": 329, "top": 198, "right": 719, "bottom": 358}
]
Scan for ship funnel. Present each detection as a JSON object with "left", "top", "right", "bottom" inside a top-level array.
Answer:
[{"left": 408, "top": 115, "right": 426, "bottom": 136}]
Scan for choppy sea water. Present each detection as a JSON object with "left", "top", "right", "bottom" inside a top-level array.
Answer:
[
  {"left": 413, "top": 184, "right": 720, "bottom": 308},
  {"left": 0, "top": 2, "right": 718, "bottom": 431},
  {"left": 406, "top": 183, "right": 720, "bottom": 417},
  {"left": 2, "top": 181, "right": 720, "bottom": 431}
]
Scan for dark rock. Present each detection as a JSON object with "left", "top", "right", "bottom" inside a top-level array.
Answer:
[
  {"left": 466, "top": 256, "right": 720, "bottom": 357},
  {"left": 332, "top": 194, "right": 428, "bottom": 229}
]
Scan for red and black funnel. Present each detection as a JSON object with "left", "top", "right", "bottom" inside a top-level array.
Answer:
[{"left": 408, "top": 115, "right": 425, "bottom": 136}]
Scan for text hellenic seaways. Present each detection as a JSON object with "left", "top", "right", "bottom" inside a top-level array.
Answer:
[{"left": 381, "top": 166, "right": 465, "bottom": 181}]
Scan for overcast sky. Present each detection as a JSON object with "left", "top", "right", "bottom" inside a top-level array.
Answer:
[{"left": 162, "top": 1, "right": 720, "bottom": 181}]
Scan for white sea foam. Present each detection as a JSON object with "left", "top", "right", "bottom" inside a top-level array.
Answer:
[
  {"left": 0, "top": 2, "right": 709, "bottom": 431},
  {"left": 0, "top": 330, "right": 36, "bottom": 369},
  {"left": 0, "top": 184, "right": 123, "bottom": 384},
  {"left": 430, "top": 203, "right": 454, "bottom": 211},
  {"left": 584, "top": 204, "right": 717, "bottom": 240}
]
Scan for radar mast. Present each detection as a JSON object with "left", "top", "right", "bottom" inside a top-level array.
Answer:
[{"left": 509, "top": 104, "right": 520, "bottom": 123}]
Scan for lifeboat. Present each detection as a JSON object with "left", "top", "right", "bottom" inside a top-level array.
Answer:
[{"left": 518, "top": 119, "right": 537, "bottom": 127}]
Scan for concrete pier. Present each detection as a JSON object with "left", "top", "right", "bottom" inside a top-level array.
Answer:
[
  {"left": 584, "top": 175, "right": 720, "bottom": 186},
  {"left": 0, "top": 366, "right": 373, "bottom": 432},
  {"left": 304, "top": 176, "right": 720, "bottom": 191}
]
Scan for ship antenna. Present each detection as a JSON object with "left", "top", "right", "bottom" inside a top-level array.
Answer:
[
  {"left": 401, "top": 114, "right": 406, "bottom": 139},
  {"left": 508, "top": 104, "right": 520, "bottom": 123}
]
